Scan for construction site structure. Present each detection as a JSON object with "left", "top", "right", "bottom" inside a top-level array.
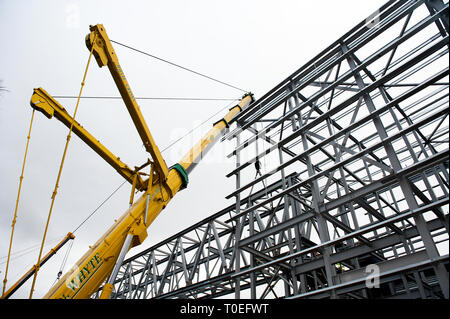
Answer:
[
  {"left": 105, "top": 0, "right": 449, "bottom": 299},
  {"left": 1, "top": 0, "right": 448, "bottom": 300}
]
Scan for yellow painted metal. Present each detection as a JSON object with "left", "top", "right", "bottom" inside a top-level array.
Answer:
[
  {"left": 129, "top": 173, "right": 138, "bottom": 206},
  {"left": 30, "top": 87, "right": 146, "bottom": 191},
  {"left": 43, "top": 171, "right": 177, "bottom": 299},
  {"left": 180, "top": 95, "right": 253, "bottom": 171},
  {"left": 25, "top": 23, "right": 254, "bottom": 299},
  {"left": 28, "top": 34, "right": 98, "bottom": 298},
  {"left": 85, "top": 24, "right": 169, "bottom": 181},
  {"left": 2, "top": 109, "right": 35, "bottom": 296},
  {"left": 99, "top": 283, "right": 114, "bottom": 299},
  {"left": 1, "top": 232, "right": 75, "bottom": 299},
  {"left": 42, "top": 95, "right": 252, "bottom": 299}
]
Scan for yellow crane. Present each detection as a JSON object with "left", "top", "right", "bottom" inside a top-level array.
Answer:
[{"left": 22, "top": 24, "right": 253, "bottom": 299}]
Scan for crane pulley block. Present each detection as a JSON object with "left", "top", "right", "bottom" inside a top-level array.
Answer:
[
  {"left": 30, "top": 89, "right": 56, "bottom": 119},
  {"left": 85, "top": 24, "right": 117, "bottom": 68}
]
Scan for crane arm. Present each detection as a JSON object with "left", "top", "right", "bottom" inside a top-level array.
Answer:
[
  {"left": 1, "top": 232, "right": 75, "bottom": 299},
  {"left": 30, "top": 87, "right": 147, "bottom": 191},
  {"left": 42, "top": 93, "right": 253, "bottom": 299},
  {"left": 85, "top": 24, "right": 169, "bottom": 181},
  {"left": 180, "top": 96, "right": 252, "bottom": 174}
]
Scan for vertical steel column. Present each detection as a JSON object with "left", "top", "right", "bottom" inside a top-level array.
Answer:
[
  {"left": 342, "top": 42, "right": 449, "bottom": 298},
  {"left": 234, "top": 126, "right": 242, "bottom": 298},
  {"left": 294, "top": 79, "right": 338, "bottom": 297}
]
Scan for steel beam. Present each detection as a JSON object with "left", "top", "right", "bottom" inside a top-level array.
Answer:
[{"left": 108, "top": 0, "right": 449, "bottom": 300}]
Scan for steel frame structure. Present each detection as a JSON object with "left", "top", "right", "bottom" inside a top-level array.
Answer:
[{"left": 106, "top": 0, "right": 449, "bottom": 299}]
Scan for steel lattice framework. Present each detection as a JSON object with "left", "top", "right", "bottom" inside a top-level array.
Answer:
[{"left": 105, "top": 0, "right": 449, "bottom": 299}]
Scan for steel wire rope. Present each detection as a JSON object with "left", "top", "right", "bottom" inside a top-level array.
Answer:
[
  {"left": 52, "top": 96, "right": 237, "bottom": 101},
  {"left": 71, "top": 180, "right": 128, "bottom": 234},
  {"left": 0, "top": 174, "right": 124, "bottom": 263},
  {"left": 47, "top": 234, "right": 76, "bottom": 289},
  {"left": 55, "top": 238, "right": 74, "bottom": 281},
  {"left": 0, "top": 238, "right": 60, "bottom": 265},
  {"left": 109, "top": 39, "right": 249, "bottom": 94}
]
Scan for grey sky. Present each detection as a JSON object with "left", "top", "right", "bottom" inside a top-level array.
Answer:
[{"left": 0, "top": 0, "right": 386, "bottom": 298}]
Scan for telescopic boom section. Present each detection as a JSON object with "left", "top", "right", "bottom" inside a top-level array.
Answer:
[
  {"left": 179, "top": 95, "right": 253, "bottom": 174},
  {"left": 1, "top": 233, "right": 75, "bottom": 299}
]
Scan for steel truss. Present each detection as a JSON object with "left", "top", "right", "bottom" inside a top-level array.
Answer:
[{"left": 107, "top": 0, "right": 449, "bottom": 299}]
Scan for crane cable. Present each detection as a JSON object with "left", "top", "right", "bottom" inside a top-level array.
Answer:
[
  {"left": 4, "top": 35, "right": 244, "bottom": 297},
  {"left": 53, "top": 237, "right": 74, "bottom": 286},
  {"left": 2, "top": 109, "right": 36, "bottom": 296},
  {"left": 52, "top": 96, "right": 237, "bottom": 101},
  {"left": 28, "top": 33, "right": 98, "bottom": 299},
  {"left": 110, "top": 39, "right": 249, "bottom": 94}
]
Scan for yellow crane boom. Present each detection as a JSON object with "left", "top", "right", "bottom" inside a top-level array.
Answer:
[
  {"left": 27, "top": 24, "right": 253, "bottom": 299},
  {"left": 86, "top": 24, "right": 169, "bottom": 183}
]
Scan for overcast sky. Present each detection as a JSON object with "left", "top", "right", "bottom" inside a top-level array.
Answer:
[{"left": 0, "top": 0, "right": 387, "bottom": 298}]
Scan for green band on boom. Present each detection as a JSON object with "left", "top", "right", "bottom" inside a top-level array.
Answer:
[{"left": 170, "top": 163, "right": 189, "bottom": 189}]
